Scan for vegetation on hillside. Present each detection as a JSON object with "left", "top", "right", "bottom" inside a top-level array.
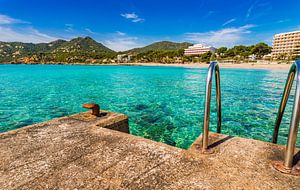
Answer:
[
  {"left": 130, "top": 43, "right": 273, "bottom": 64},
  {"left": 216, "top": 43, "right": 272, "bottom": 60},
  {"left": 0, "top": 37, "right": 114, "bottom": 63},
  {"left": 20, "top": 52, "right": 117, "bottom": 64},
  {"left": 53, "top": 37, "right": 113, "bottom": 53},
  {"left": 0, "top": 37, "right": 298, "bottom": 64},
  {"left": 127, "top": 41, "right": 192, "bottom": 53}
]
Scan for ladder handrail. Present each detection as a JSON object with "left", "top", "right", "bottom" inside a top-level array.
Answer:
[
  {"left": 272, "top": 60, "right": 300, "bottom": 169},
  {"left": 202, "top": 61, "right": 221, "bottom": 152}
]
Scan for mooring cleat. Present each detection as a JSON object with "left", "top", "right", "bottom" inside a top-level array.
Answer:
[{"left": 82, "top": 103, "right": 100, "bottom": 116}]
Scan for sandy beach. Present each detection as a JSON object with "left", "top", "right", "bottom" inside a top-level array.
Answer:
[
  {"left": 115, "top": 62, "right": 292, "bottom": 70},
  {"left": 1, "top": 62, "right": 293, "bottom": 70}
]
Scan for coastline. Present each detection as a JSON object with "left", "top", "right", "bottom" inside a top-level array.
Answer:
[
  {"left": 115, "top": 62, "right": 292, "bottom": 70},
  {"left": 0, "top": 62, "right": 292, "bottom": 70}
]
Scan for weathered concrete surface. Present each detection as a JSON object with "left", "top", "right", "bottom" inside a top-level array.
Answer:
[
  {"left": 0, "top": 112, "right": 299, "bottom": 190},
  {"left": 190, "top": 132, "right": 300, "bottom": 189}
]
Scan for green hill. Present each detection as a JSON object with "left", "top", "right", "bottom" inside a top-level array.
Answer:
[
  {"left": 127, "top": 41, "right": 192, "bottom": 53},
  {"left": 0, "top": 37, "right": 114, "bottom": 62},
  {"left": 53, "top": 37, "right": 113, "bottom": 53},
  {"left": 0, "top": 39, "right": 67, "bottom": 56}
]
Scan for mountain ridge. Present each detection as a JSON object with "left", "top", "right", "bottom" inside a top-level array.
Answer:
[
  {"left": 52, "top": 37, "right": 114, "bottom": 53},
  {"left": 127, "top": 41, "right": 192, "bottom": 53},
  {"left": 0, "top": 37, "right": 193, "bottom": 62}
]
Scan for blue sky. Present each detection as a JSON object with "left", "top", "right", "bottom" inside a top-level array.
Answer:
[{"left": 0, "top": 0, "right": 299, "bottom": 51}]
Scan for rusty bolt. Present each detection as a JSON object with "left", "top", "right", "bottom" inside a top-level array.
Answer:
[{"left": 82, "top": 103, "right": 100, "bottom": 116}]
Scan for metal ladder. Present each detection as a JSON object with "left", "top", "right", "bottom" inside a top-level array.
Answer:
[
  {"left": 202, "top": 60, "right": 299, "bottom": 175},
  {"left": 201, "top": 61, "right": 221, "bottom": 153},
  {"left": 272, "top": 60, "right": 300, "bottom": 175}
]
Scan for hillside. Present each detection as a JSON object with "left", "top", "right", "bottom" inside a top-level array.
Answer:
[
  {"left": 0, "top": 39, "right": 192, "bottom": 63},
  {"left": 0, "top": 38, "right": 275, "bottom": 64},
  {"left": 127, "top": 41, "right": 192, "bottom": 53},
  {"left": 0, "top": 37, "right": 114, "bottom": 62},
  {"left": 53, "top": 37, "right": 113, "bottom": 53}
]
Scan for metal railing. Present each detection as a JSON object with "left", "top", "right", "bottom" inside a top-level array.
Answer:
[
  {"left": 272, "top": 60, "right": 300, "bottom": 174},
  {"left": 202, "top": 61, "right": 222, "bottom": 153}
]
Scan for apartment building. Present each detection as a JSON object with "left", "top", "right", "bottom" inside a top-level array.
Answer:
[{"left": 272, "top": 31, "right": 300, "bottom": 58}]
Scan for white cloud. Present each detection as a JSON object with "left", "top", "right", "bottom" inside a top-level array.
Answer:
[
  {"left": 104, "top": 32, "right": 144, "bottom": 51},
  {"left": 246, "top": 1, "right": 257, "bottom": 19},
  {"left": 121, "top": 13, "right": 138, "bottom": 19},
  {"left": 121, "top": 13, "right": 144, "bottom": 23},
  {"left": 202, "top": 11, "right": 215, "bottom": 19},
  {"left": 131, "top": 18, "right": 144, "bottom": 23},
  {"left": 65, "top": 24, "right": 74, "bottom": 32},
  {"left": 0, "top": 14, "right": 29, "bottom": 25},
  {"left": 65, "top": 24, "right": 73, "bottom": 27},
  {"left": 222, "top": 18, "right": 236, "bottom": 26},
  {"left": 276, "top": 19, "right": 290, "bottom": 24},
  {"left": 0, "top": 14, "right": 58, "bottom": 43},
  {"left": 116, "top": 31, "right": 126, "bottom": 36},
  {"left": 246, "top": 1, "right": 272, "bottom": 21},
  {"left": 0, "top": 26, "right": 58, "bottom": 43},
  {"left": 184, "top": 24, "right": 255, "bottom": 47},
  {"left": 85, "top": 28, "right": 97, "bottom": 34}
]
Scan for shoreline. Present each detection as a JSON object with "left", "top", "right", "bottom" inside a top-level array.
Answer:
[
  {"left": 115, "top": 62, "right": 292, "bottom": 70},
  {"left": 0, "top": 62, "right": 292, "bottom": 70}
]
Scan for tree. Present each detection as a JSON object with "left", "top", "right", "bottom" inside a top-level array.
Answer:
[
  {"left": 292, "top": 43, "right": 300, "bottom": 60},
  {"left": 224, "top": 48, "right": 235, "bottom": 58},
  {"left": 210, "top": 53, "right": 217, "bottom": 61},
  {"left": 250, "top": 43, "right": 272, "bottom": 58},
  {"left": 231, "top": 45, "right": 251, "bottom": 58},
  {"left": 294, "top": 55, "right": 300, "bottom": 60},
  {"left": 199, "top": 52, "right": 212, "bottom": 63},
  {"left": 216, "top": 47, "right": 227, "bottom": 55}
]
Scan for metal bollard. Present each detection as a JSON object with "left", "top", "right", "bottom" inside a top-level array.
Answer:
[{"left": 82, "top": 103, "right": 100, "bottom": 116}]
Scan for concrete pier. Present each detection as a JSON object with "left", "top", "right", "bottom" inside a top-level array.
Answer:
[{"left": 0, "top": 111, "right": 299, "bottom": 189}]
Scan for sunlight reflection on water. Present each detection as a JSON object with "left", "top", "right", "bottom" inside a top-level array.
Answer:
[{"left": 0, "top": 64, "right": 298, "bottom": 148}]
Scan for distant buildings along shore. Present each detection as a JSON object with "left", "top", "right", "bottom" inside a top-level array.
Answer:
[
  {"left": 182, "top": 31, "right": 300, "bottom": 60},
  {"left": 184, "top": 44, "right": 216, "bottom": 56}
]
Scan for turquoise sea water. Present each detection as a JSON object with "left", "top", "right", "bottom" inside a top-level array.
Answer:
[{"left": 0, "top": 64, "right": 299, "bottom": 148}]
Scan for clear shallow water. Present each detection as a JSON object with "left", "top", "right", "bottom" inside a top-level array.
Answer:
[{"left": 0, "top": 64, "right": 299, "bottom": 149}]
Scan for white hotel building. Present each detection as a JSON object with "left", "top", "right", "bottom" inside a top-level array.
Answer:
[
  {"left": 184, "top": 44, "right": 216, "bottom": 56},
  {"left": 272, "top": 31, "right": 300, "bottom": 58}
]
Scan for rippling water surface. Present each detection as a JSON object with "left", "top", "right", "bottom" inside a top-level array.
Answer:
[{"left": 0, "top": 64, "right": 299, "bottom": 148}]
